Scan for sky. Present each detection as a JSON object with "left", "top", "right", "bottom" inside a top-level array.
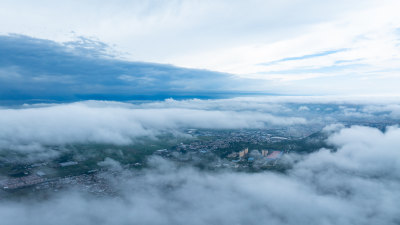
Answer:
[{"left": 1, "top": 0, "right": 400, "bottom": 96}]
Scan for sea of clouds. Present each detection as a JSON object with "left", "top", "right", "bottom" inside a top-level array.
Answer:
[
  {"left": 1, "top": 96, "right": 400, "bottom": 160},
  {"left": 0, "top": 99, "right": 306, "bottom": 154},
  {"left": 0, "top": 124, "right": 399, "bottom": 225}
]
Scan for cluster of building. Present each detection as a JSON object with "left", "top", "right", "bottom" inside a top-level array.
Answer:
[
  {"left": 228, "top": 148, "right": 283, "bottom": 163},
  {"left": 34, "top": 173, "right": 114, "bottom": 195},
  {"left": 1, "top": 167, "right": 114, "bottom": 196},
  {"left": 0, "top": 160, "right": 80, "bottom": 190},
  {"left": 151, "top": 129, "right": 291, "bottom": 170},
  {"left": 156, "top": 141, "right": 285, "bottom": 170},
  {"left": 176, "top": 129, "right": 291, "bottom": 155},
  {"left": 1, "top": 174, "right": 46, "bottom": 190},
  {"left": 211, "top": 148, "right": 284, "bottom": 170},
  {"left": 0, "top": 129, "right": 293, "bottom": 192}
]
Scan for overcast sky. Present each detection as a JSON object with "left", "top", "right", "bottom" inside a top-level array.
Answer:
[{"left": 1, "top": 0, "right": 400, "bottom": 95}]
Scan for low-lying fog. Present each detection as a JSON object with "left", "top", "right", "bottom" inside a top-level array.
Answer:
[{"left": 1, "top": 97, "right": 400, "bottom": 225}]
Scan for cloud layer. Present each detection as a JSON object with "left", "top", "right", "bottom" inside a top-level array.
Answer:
[
  {"left": 0, "top": 100, "right": 306, "bottom": 154},
  {"left": 2, "top": 96, "right": 400, "bottom": 158},
  {"left": 0, "top": 35, "right": 262, "bottom": 103},
  {"left": 1, "top": 125, "right": 400, "bottom": 225}
]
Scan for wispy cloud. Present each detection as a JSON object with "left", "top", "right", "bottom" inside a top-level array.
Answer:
[{"left": 260, "top": 49, "right": 348, "bottom": 66}]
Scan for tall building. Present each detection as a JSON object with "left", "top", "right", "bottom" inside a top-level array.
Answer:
[
  {"left": 261, "top": 150, "right": 269, "bottom": 157},
  {"left": 239, "top": 148, "right": 249, "bottom": 158}
]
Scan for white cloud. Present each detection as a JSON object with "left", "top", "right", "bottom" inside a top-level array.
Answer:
[
  {"left": 1, "top": 96, "right": 400, "bottom": 159},
  {"left": 130, "top": 95, "right": 400, "bottom": 108},
  {"left": 1, "top": 125, "right": 400, "bottom": 225},
  {"left": 362, "top": 104, "right": 400, "bottom": 119},
  {"left": 298, "top": 106, "right": 310, "bottom": 111},
  {"left": 97, "top": 157, "right": 123, "bottom": 171},
  {"left": 0, "top": 100, "right": 306, "bottom": 153}
]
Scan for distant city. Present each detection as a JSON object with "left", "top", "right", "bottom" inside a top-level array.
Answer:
[{"left": 2, "top": 116, "right": 398, "bottom": 196}]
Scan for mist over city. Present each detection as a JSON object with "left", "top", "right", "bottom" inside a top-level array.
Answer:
[{"left": 1, "top": 1, "right": 400, "bottom": 225}]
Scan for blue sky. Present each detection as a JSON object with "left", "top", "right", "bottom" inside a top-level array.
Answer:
[{"left": 0, "top": 0, "right": 400, "bottom": 100}]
